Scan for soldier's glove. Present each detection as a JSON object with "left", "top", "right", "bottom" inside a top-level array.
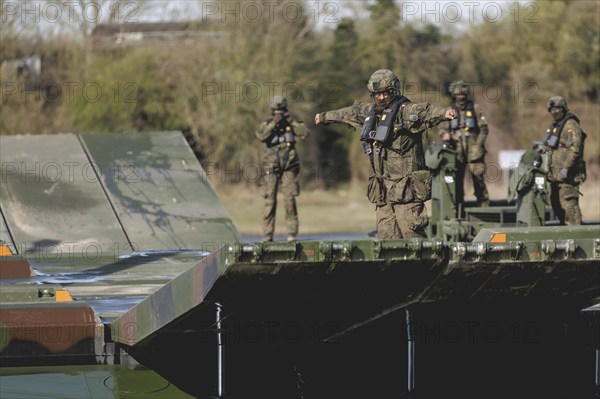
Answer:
[
  {"left": 559, "top": 168, "right": 568, "bottom": 181},
  {"left": 272, "top": 112, "right": 283, "bottom": 124},
  {"left": 283, "top": 111, "right": 293, "bottom": 123}
]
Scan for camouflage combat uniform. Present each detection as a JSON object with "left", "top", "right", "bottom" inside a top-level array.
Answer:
[
  {"left": 543, "top": 96, "right": 586, "bottom": 225},
  {"left": 256, "top": 97, "right": 308, "bottom": 242},
  {"left": 438, "top": 81, "right": 489, "bottom": 207},
  {"left": 317, "top": 98, "right": 450, "bottom": 239}
]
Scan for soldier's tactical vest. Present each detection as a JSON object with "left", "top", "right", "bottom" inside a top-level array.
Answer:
[
  {"left": 450, "top": 101, "right": 478, "bottom": 131},
  {"left": 359, "top": 96, "right": 411, "bottom": 151},
  {"left": 266, "top": 118, "right": 295, "bottom": 149},
  {"left": 543, "top": 113, "right": 579, "bottom": 149},
  {"left": 544, "top": 113, "right": 587, "bottom": 185},
  {"left": 360, "top": 96, "right": 432, "bottom": 205}
]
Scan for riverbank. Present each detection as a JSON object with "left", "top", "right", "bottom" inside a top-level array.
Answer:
[
  {"left": 214, "top": 179, "right": 600, "bottom": 237},
  {"left": 216, "top": 183, "right": 374, "bottom": 237}
]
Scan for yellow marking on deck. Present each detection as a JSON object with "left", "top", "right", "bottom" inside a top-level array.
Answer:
[
  {"left": 56, "top": 290, "right": 73, "bottom": 302},
  {"left": 0, "top": 245, "right": 13, "bottom": 256},
  {"left": 490, "top": 233, "right": 507, "bottom": 243}
]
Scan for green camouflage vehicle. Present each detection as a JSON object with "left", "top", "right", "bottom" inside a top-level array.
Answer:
[{"left": 1, "top": 132, "right": 598, "bottom": 398}]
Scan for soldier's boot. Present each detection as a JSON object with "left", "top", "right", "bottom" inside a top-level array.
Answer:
[
  {"left": 477, "top": 199, "right": 490, "bottom": 207},
  {"left": 287, "top": 234, "right": 296, "bottom": 241},
  {"left": 262, "top": 236, "right": 273, "bottom": 243}
]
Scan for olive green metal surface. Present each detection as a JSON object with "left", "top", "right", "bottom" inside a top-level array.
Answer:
[
  {"left": 0, "top": 133, "right": 130, "bottom": 255},
  {"left": 0, "top": 132, "right": 240, "bottom": 257},
  {"left": 80, "top": 132, "right": 240, "bottom": 250},
  {"left": 0, "top": 365, "right": 194, "bottom": 398},
  {"left": 1, "top": 132, "right": 242, "bottom": 397}
]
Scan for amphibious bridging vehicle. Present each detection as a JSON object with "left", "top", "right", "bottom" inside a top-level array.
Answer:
[{"left": 1, "top": 132, "right": 598, "bottom": 398}]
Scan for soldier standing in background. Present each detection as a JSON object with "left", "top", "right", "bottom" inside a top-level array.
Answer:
[
  {"left": 439, "top": 80, "right": 490, "bottom": 208},
  {"left": 256, "top": 96, "right": 308, "bottom": 242},
  {"left": 542, "top": 96, "right": 586, "bottom": 225},
  {"left": 315, "top": 69, "right": 456, "bottom": 239}
]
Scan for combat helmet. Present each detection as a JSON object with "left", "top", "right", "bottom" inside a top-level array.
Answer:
[
  {"left": 449, "top": 80, "right": 469, "bottom": 96},
  {"left": 367, "top": 69, "right": 401, "bottom": 95},
  {"left": 547, "top": 96, "right": 568, "bottom": 112},
  {"left": 270, "top": 95, "right": 287, "bottom": 111}
]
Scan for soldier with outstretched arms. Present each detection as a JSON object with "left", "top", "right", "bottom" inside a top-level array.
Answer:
[{"left": 315, "top": 69, "right": 456, "bottom": 239}]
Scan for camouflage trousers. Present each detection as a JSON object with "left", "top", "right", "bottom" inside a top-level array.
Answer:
[
  {"left": 456, "top": 159, "right": 489, "bottom": 207},
  {"left": 550, "top": 182, "right": 582, "bottom": 225},
  {"left": 375, "top": 201, "right": 429, "bottom": 239},
  {"left": 261, "top": 168, "right": 300, "bottom": 241}
]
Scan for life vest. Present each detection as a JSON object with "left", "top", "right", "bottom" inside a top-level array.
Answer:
[
  {"left": 266, "top": 118, "right": 295, "bottom": 149},
  {"left": 449, "top": 100, "right": 478, "bottom": 131},
  {"left": 359, "top": 96, "right": 411, "bottom": 152},
  {"left": 543, "top": 113, "right": 580, "bottom": 149}
]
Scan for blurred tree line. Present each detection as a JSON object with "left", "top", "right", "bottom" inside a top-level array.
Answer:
[{"left": 1, "top": 0, "right": 598, "bottom": 188}]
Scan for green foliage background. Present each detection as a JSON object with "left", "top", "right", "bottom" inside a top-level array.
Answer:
[{"left": 1, "top": 0, "right": 598, "bottom": 189}]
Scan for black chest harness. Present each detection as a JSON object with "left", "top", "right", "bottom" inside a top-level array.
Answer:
[
  {"left": 359, "top": 96, "right": 413, "bottom": 176},
  {"left": 266, "top": 119, "right": 295, "bottom": 149},
  {"left": 543, "top": 113, "right": 579, "bottom": 149},
  {"left": 359, "top": 96, "right": 411, "bottom": 153},
  {"left": 450, "top": 100, "right": 478, "bottom": 131}
]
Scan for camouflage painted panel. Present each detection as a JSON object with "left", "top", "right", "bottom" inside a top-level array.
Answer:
[
  {"left": 81, "top": 131, "right": 241, "bottom": 251},
  {"left": 0, "top": 133, "right": 129, "bottom": 255}
]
